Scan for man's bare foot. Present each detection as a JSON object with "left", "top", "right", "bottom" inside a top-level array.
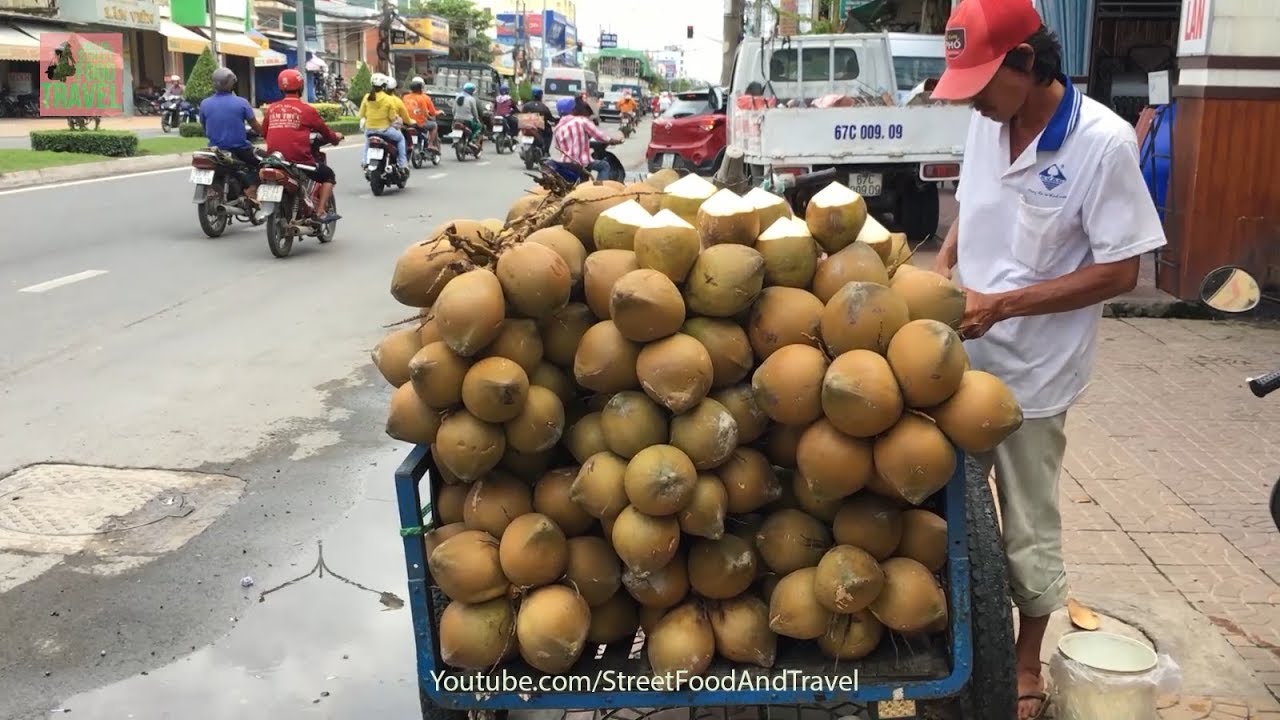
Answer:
[{"left": 1016, "top": 667, "right": 1049, "bottom": 719}]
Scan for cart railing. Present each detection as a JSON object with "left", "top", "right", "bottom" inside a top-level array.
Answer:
[{"left": 395, "top": 444, "right": 973, "bottom": 710}]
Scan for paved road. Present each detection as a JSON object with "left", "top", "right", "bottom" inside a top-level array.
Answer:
[{"left": 0, "top": 128, "right": 651, "bottom": 719}]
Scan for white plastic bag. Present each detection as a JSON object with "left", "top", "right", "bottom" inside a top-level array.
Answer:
[{"left": 1049, "top": 648, "right": 1182, "bottom": 720}]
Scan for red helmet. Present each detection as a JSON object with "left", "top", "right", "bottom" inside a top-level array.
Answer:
[{"left": 278, "top": 68, "right": 304, "bottom": 93}]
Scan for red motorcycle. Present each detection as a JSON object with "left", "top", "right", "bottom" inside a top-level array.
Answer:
[
  {"left": 189, "top": 146, "right": 263, "bottom": 237},
  {"left": 256, "top": 132, "right": 338, "bottom": 258}
]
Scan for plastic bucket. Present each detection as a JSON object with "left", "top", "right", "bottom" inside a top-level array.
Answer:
[{"left": 1054, "top": 632, "right": 1159, "bottom": 720}]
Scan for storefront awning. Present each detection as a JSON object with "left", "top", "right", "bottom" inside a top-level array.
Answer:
[
  {"left": 215, "top": 31, "right": 263, "bottom": 58},
  {"left": 161, "top": 20, "right": 209, "bottom": 55},
  {"left": 0, "top": 24, "right": 39, "bottom": 62},
  {"left": 255, "top": 48, "right": 287, "bottom": 67}
]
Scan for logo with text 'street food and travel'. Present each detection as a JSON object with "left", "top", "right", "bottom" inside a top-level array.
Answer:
[
  {"left": 944, "top": 28, "right": 966, "bottom": 59},
  {"left": 39, "top": 33, "right": 124, "bottom": 117}
]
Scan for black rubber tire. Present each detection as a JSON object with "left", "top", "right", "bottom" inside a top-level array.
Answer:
[
  {"left": 1270, "top": 478, "right": 1280, "bottom": 532},
  {"left": 454, "top": 143, "right": 465, "bottom": 162},
  {"left": 898, "top": 182, "right": 941, "bottom": 243},
  {"left": 197, "top": 201, "right": 228, "bottom": 238},
  {"left": 161, "top": 116, "right": 172, "bottom": 133},
  {"left": 431, "top": 153, "right": 440, "bottom": 166},
  {"left": 370, "top": 176, "right": 385, "bottom": 196},
  {"left": 956, "top": 456, "right": 1018, "bottom": 719},
  {"left": 317, "top": 196, "right": 336, "bottom": 243},
  {"left": 411, "top": 150, "right": 424, "bottom": 169},
  {"left": 265, "top": 202, "right": 293, "bottom": 259}
]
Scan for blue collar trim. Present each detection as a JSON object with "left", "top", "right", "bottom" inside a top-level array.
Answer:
[{"left": 1036, "top": 74, "right": 1081, "bottom": 153}]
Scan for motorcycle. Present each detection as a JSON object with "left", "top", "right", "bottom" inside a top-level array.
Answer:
[
  {"left": 405, "top": 125, "right": 440, "bottom": 169},
  {"left": 160, "top": 93, "right": 197, "bottom": 133},
  {"left": 516, "top": 113, "right": 548, "bottom": 171},
  {"left": 452, "top": 121, "right": 481, "bottom": 162},
  {"left": 491, "top": 115, "right": 515, "bottom": 155},
  {"left": 1197, "top": 265, "right": 1280, "bottom": 530},
  {"left": 256, "top": 133, "right": 338, "bottom": 259},
  {"left": 189, "top": 146, "right": 264, "bottom": 237},
  {"left": 542, "top": 139, "right": 626, "bottom": 185},
  {"left": 620, "top": 111, "right": 638, "bottom": 139},
  {"left": 364, "top": 132, "right": 410, "bottom": 196}
]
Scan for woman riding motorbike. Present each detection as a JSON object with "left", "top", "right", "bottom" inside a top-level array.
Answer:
[
  {"left": 453, "top": 82, "right": 483, "bottom": 150},
  {"left": 495, "top": 83, "right": 517, "bottom": 138},
  {"left": 357, "top": 73, "right": 411, "bottom": 170}
]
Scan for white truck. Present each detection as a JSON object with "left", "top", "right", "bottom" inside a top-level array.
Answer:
[{"left": 726, "top": 32, "right": 971, "bottom": 241}]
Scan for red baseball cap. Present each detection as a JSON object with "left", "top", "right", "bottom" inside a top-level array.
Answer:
[{"left": 932, "top": 0, "right": 1044, "bottom": 101}]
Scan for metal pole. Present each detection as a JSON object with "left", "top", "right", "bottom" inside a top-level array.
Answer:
[
  {"left": 207, "top": 0, "right": 219, "bottom": 62},
  {"left": 295, "top": 0, "right": 309, "bottom": 99},
  {"left": 540, "top": 0, "right": 548, "bottom": 75}
]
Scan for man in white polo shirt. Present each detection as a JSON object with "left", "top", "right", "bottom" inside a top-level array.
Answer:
[{"left": 930, "top": 0, "right": 1166, "bottom": 717}]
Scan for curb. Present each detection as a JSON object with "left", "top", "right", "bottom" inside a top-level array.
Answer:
[
  {"left": 0, "top": 153, "right": 193, "bottom": 190},
  {"left": 0, "top": 138, "right": 365, "bottom": 192}
]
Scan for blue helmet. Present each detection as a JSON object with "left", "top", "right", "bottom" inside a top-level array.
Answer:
[
  {"left": 531, "top": 87, "right": 543, "bottom": 99},
  {"left": 463, "top": 82, "right": 476, "bottom": 94},
  {"left": 499, "top": 83, "right": 509, "bottom": 93},
  {"left": 555, "top": 97, "right": 575, "bottom": 116}
]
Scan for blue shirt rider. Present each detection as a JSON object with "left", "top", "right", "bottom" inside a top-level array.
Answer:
[{"left": 199, "top": 67, "right": 264, "bottom": 201}]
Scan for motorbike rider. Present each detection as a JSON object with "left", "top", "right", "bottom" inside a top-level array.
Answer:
[
  {"left": 494, "top": 82, "right": 516, "bottom": 137},
  {"left": 617, "top": 89, "right": 638, "bottom": 128},
  {"left": 520, "top": 87, "right": 555, "bottom": 154},
  {"left": 357, "top": 72, "right": 411, "bottom": 170},
  {"left": 402, "top": 77, "right": 441, "bottom": 150},
  {"left": 553, "top": 96, "right": 622, "bottom": 181},
  {"left": 453, "top": 82, "right": 483, "bottom": 150},
  {"left": 164, "top": 74, "right": 184, "bottom": 97},
  {"left": 198, "top": 67, "right": 264, "bottom": 203},
  {"left": 262, "top": 68, "right": 344, "bottom": 224}
]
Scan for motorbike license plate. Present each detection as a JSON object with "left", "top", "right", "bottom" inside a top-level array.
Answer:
[
  {"left": 494, "top": 125, "right": 505, "bottom": 133},
  {"left": 660, "top": 153, "right": 676, "bottom": 169},
  {"left": 367, "top": 147, "right": 385, "bottom": 161},
  {"left": 189, "top": 168, "right": 215, "bottom": 185},
  {"left": 850, "top": 172, "right": 884, "bottom": 197},
  {"left": 519, "top": 135, "right": 534, "bottom": 145},
  {"left": 258, "top": 184, "right": 284, "bottom": 203}
]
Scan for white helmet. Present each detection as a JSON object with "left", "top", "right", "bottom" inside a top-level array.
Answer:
[
  {"left": 386, "top": 76, "right": 397, "bottom": 90},
  {"left": 371, "top": 72, "right": 390, "bottom": 89},
  {"left": 411, "top": 76, "right": 424, "bottom": 86}
]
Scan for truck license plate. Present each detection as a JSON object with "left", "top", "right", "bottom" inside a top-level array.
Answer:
[
  {"left": 258, "top": 184, "right": 284, "bottom": 203},
  {"left": 851, "top": 172, "right": 883, "bottom": 197},
  {"left": 189, "top": 168, "right": 214, "bottom": 185},
  {"left": 661, "top": 153, "right": 676, "bottom": 169},
  {"left": 367, "top": 147, "right": 385, "bottom": 161}
]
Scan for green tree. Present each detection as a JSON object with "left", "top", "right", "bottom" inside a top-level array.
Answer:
[
  {"left": 349, "top": 61, "right": 372, "bottom": 105},
  {"left": 413, "top": 0, "right": 494, "bottom": 62},
  {"left": 184, "top": 47, "right": 216, "bottom": 104}
]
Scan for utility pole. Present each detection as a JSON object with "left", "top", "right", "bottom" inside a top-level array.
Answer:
[
  {"left": 540, "top": 0, "right": 548, "bottom": 75},
  {"left": 378, "top": 0, "right": 394, "bottom": 77},
  {"left": 206, "top": 0, "right": 219, "bottom": 62},
  {"left": 721, "top": 0, "right": 744, "bottom": 87},
  {"left": 295, "top": 0, "right": 308, "bottom": 98}
]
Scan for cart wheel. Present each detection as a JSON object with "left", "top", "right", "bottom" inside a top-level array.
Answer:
[{"left": 956, "top": 457, "right": 1018, "bottom": 719}]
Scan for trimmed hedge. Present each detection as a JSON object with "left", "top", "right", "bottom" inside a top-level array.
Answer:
[
  {"left": 311, "top": 102, "right": 341, "bottom": 121},
  {"left": 30, "top": 130, "right": 138, "bottom": 157},
  {"left": 178, "top": 122, "right": 204, "bottom": 138},
  {"left": 329, "top": 119, "right": 361, "bottom": 136}
]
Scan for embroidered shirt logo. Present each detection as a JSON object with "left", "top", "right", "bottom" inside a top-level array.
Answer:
[
  {"left": 1039, "top": 163, "right": 1067, "bottom": 191},
  {"left": 944, "top": 29, "right": 965, "bottom": 59}
]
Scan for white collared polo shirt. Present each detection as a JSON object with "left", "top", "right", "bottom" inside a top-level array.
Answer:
[{"left": 954, "top": 76, "right": 1167, "bottom": 419}]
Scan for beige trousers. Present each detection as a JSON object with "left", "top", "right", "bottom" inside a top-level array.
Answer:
[{"left": 973, "top": 412, "right": 1070, "bottom": 618}]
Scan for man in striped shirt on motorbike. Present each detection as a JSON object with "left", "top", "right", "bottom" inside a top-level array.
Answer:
[{"left": 552, "top": 97, "right": 622, "bottom": 181}]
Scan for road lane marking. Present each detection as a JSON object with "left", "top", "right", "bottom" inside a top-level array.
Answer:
[
  {"left": 18, "top": 270, "right": 109, "bottom": 293},
  {"left": 0, "top": 144, "right": 362, "bottom": 197},
  {"left": 476, "top": 161, "right": 491, "bottom": 166},
  {"left": 427, "top": 172, "right": 448, "bottom": 180}
]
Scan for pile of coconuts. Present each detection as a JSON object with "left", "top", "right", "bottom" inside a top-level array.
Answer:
[{"left": 371, "top": 168, "right": 1024, "bottom": 682}]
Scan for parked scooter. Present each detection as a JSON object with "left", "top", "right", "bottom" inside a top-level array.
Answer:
[
  {"left": 160, "top": 93, "right": 197, "bottom": 132},
  {"left": 365, "top": 133, "right": 410, "bottom": 195},
  {"left": 1197, "top": 266, "right": 1279, "bottom": 530},
  {"left": 189, "top": 145, "right": 264, "bottom": 237},
  {"left": 256, "top": 132, "right": 339, "bottom": 258}
]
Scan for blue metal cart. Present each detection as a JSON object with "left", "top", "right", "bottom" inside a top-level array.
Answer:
[{"left": 395, "top": 446, "right": 1017, "bottom": 720}]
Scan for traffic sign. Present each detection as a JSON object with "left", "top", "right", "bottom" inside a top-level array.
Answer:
[{"left": 600, "top": 32, "right": 617, "bottom": 48}]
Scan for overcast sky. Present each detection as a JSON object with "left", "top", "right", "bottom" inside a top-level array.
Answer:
[{"left": 570, "top": 0, "right": 725, "bottom": 81}]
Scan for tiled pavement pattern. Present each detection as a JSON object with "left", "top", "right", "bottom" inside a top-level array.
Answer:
[{"left": 1050, "top": 317, "right": 1280, "bottom": 718}]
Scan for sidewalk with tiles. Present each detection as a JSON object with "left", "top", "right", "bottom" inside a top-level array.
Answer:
[{"left": 1048, "top": 316, "right": 1280, "bottom": 718}]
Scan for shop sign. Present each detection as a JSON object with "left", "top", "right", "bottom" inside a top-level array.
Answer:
[
  {"left": 39, "top": 32, "right": 124, "bottom": 117},
  {"left": 7, "top": 71, "right": 33, "bottom": 94},
  {"left": 1178, "top": 0, "right": 1213, "bottom": 56},
  {"left": 58, "top": 0, "right": 159, "bottom": 30}
]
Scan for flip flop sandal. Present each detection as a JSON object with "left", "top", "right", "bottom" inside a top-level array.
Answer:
[{"left": 1018, "top": 692, "right": 1051, "bottom": 720}]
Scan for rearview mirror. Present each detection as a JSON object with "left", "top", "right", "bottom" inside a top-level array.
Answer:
[{"left": 1199, "top": 266, "right": 1261, "bottom": 313}]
